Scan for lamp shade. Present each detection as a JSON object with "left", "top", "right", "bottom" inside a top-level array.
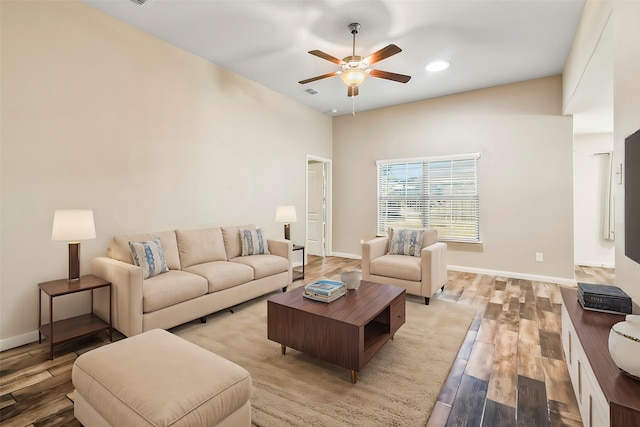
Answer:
[
  {"left": 52, "top": 210, "right": 96, "bottom": 242},
  {"left": 275, "top": 206, "right": 297, "bottom": 223}
]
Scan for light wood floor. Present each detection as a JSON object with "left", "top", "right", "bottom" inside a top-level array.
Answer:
[{"left": 0, "top": 258, "right": 612, "bottom": 426}]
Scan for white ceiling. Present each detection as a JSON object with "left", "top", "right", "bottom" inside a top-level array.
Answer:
[{"left": 81, "top": 0, "right": 586, "bottom": 117}]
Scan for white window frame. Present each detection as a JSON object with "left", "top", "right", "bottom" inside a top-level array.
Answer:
[{"left": 376, "top": 153, "right": 480, "bottom": 243}]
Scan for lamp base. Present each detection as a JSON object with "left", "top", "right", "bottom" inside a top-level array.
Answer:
[
  {"left": 68, "top": 242, "right": 80, "bottom": 282},
  {"left": 284, "top": 224, "right": 291, "bottom": 240}
]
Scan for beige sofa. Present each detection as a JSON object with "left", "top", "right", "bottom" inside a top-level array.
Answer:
[
  {"left": 362, "top": 228, "right": 447, "bottom": 304},
  {"left": 91, "top": 225, "right": 292, "bottom": 337}
]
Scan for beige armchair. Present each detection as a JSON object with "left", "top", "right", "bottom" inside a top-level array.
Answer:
[{"left": 362, "top": 228, "right": 447, "bottom": 304}]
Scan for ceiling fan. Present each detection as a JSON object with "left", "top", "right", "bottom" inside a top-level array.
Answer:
[{"left": 299, "top": 23, "right": 411, "bottom": 97}]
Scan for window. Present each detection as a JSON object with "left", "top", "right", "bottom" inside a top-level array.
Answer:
[{"left": 377, "top": 153, "right": 480, "bottom": 243}]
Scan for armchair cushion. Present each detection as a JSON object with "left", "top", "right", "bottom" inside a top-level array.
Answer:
[
  {"left": 388, "top": 228, "right": 424, "bottom": 257},
  {"left": 370, "top": 254, "right": 421, "bottom": 282}
]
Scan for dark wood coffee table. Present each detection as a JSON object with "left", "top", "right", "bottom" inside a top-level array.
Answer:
[{"left": 267, "top": 280, "right": 405, "bottom": 383}]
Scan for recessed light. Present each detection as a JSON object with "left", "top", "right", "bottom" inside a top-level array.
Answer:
[{"left": 426, "top": 61, "right": 450, "bottom": 72}]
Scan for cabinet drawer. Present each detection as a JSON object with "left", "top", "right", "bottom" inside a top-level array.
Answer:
[{"left": 390, "top": 294, "right": 406, "bottom": 333}]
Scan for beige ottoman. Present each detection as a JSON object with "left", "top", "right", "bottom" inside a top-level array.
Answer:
[{"left": 72, "top": 329, "right": 251, "bottom": 427}]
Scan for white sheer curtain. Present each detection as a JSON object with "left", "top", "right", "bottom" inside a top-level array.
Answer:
[{"left": 602, "top": 152, "right": 615, "bottom": 240}]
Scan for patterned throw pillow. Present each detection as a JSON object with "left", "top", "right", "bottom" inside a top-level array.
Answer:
[
  {"left": 128, "top": 238, "right": 169, "bottom": 279},
  {"left": 240, "top": 228, "right": 270, "bottom": 256},
  {"left": 388, "top": 228, "right": 424, "bottom": 257}
]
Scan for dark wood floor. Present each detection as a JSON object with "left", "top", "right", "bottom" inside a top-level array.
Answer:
[{"left": 0, "top": 258, "right": 608, "bottom": 426}]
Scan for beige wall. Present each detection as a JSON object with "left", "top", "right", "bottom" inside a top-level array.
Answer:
[
  {"left": 333, "top": 76, "right": 575, "bottom": 282},
  {"left": 564, "top": 0, "right": 640, "bottom": 303},
  {"left": 0, "top": 1, "right": 331, "bottom": 348},
  {"left": 612, "top": 1, "right": 640, "bottom": 303}
]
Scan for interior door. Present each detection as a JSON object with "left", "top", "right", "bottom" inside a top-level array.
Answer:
[{"left": 307, "top": 161, "right": 325, "bottom": 256}]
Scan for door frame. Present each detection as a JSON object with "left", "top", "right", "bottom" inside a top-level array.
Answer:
[{"left": 306, "top": 155, "right": 332, "bottom": 258}]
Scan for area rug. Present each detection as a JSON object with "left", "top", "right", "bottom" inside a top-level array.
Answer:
[{"left": 172, "top": 292, "right": 476, "bottom": 427}]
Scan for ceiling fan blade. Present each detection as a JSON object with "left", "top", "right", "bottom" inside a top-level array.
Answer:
[
  {"left": 298, "top": 72, "right": 337, "bottom": 85},
  {"left": 370, "top": 69, "right": 412, "bottom": 83},
  {"left": 364, "top": 44, "right": 402, "bottom": 65},
  {"left": 347, "top": 86, "right": 359, "bottom": 97},
  {"left": 308, "top": 50, "right": 343, "bottom": 65}
]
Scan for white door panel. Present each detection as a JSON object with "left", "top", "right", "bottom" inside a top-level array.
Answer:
[{"left": 307, "top": 162, "right": 325, "bottom": 256}]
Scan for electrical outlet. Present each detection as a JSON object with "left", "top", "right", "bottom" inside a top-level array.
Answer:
[{"left": 536, "top": 252, "right": 544, "bottom": 262}]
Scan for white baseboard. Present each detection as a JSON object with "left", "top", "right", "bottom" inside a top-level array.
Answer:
[
  {"left": 328, "top": 251, "right": 361, "bottom": 260},
  {"left": 318, "top": 254, "right": 578, "bottom": 286},
  {"left": 575, "top": 261, "right": 615, "bottom": 269},
  {"left": 0, "top": 330, "right": 39, "bottom": 352},
  {"left": 448, "top": 265, "right": 577, "bottom": 287}
]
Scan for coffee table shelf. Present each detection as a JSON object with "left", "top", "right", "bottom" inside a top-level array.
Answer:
[{"left": 364, "top": 322, "right": 391, "bottom": 354}]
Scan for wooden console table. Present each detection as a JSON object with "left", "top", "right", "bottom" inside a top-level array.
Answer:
[{"left": 560, "top": 287, "right": 640, "bottom": 427}]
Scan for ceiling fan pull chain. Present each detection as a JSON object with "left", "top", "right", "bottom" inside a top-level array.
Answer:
[{"left": 352, "top": 95, "right": 356, "bottom": 116}]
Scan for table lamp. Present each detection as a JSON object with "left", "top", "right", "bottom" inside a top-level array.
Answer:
[
  {"left": 52, "top": 210, "right": 96, "bottom": 282},
  {"left": 275, "top": 206, "right": 297, "bottom": 240}
]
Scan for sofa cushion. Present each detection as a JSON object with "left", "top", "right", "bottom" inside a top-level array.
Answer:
[
  {"left": 239, "top": 227, "right": 270, "bottom": 256},
  {"left": 128, "top": 238, "right": 169, "bottom": 279},
  {"left": 422, "top": 228, "right": 438, "bottom": 247},
  {"left": 176, "top": 228, "right": 227, "bottom": 269},
  {"left": 184, "top": 261, "right": 254, "bottom": 293},
  {"left": 231, "top": 254, "right": 288, "bottom": 280},
  {"left": 370, "top": 254, "right": 421, "bottom": 282},
  {"left": 143, "top": 270, "right": 208, "bottom": 313},
  {"left": 108, "top": 230, "right": 181, "bottom": 270},
  {"left": 221, "top": 224, "right": 255, "bottom": 260},
  {"left": 388, "top": 228, "right": 424, "bottom": 257}
]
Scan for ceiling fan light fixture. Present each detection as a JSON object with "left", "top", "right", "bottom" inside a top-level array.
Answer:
[
  {"left": 426, "top": 60, "right": 450, "bottom": 72},
  {"left": 339, "top": 68, "right": 369, "bottom": 87},
  {"left": 299, "top": 22, "right": 411, "bottom": 98}
]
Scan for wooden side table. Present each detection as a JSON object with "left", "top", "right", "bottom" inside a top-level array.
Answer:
[
  {"left": 38, "top": 274, "right": 112, "bottom": 359},
  {"left": 292, "top": 245, "right": 305, "bottom": 281}
]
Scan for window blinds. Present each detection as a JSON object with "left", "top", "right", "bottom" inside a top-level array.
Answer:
[{"left": 377, "top": 153, "right": 480, "bottom": 243}]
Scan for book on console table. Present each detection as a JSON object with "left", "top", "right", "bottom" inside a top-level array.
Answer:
[{"left": 577, "top": 282, "right": 632, "bottom": 314}]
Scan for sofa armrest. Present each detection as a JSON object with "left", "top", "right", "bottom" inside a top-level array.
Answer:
[
  {"left": 91, "top": 257, "right": 144, "bottom": 337},
  {"left": 268, "top": 239, "right": 293, "bottom": 285},
  {"left": 362, "top": 237, "right": 389, "bottom": 280},
  {"left": 420, "top": 242, "right": 448, "bottom": 297}
]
